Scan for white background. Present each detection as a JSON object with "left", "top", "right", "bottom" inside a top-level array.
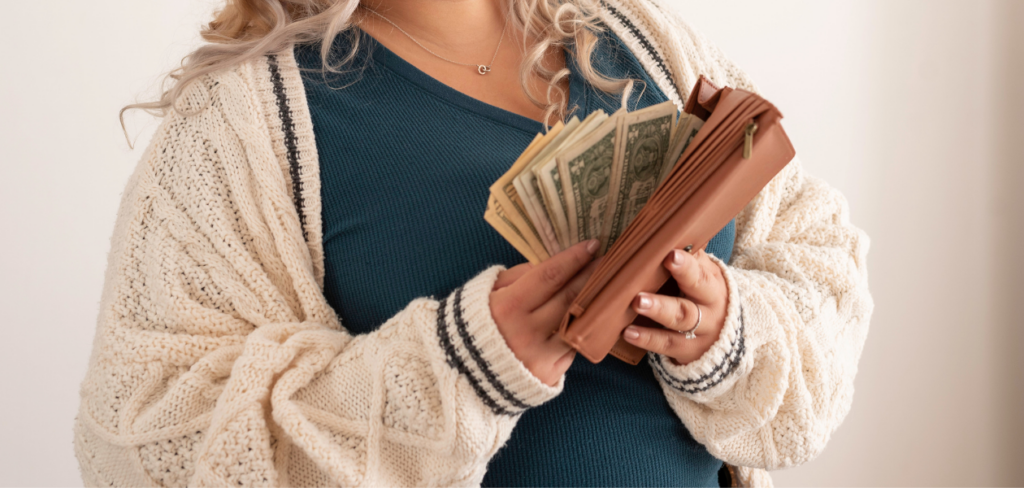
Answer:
[{"left": 1, "top": 0, "right": 1021, "bottom": 486}]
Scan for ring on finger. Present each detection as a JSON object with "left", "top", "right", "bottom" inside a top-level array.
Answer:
[{"left": 680, "top": 304, "right": 701, "bottom": 339}]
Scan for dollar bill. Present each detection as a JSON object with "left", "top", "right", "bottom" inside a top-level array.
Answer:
[
  {"left": 488, "top": 125, "right": 566, "bottom": 261},
  {"left": 659, "top": 113, "right": 704, "bottom": 184},
  {"left": 513, "top": 117, "right": 582, "bottom": 255},
  {"left": 533, "top": 110, "right": 609, "bottom": 249},
  {"left": 484, "top": 195, "right": 541, "bottom": 263},
  {"left": 557, "top": 113, "right": 622, "bottom": 248},
  {"left": 602, "top": 101, "right": 675, "bottom": 251}
]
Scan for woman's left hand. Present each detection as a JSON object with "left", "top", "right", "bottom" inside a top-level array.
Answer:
[{"left": 621, "top": 247, "right": 728, "bottom": 366}]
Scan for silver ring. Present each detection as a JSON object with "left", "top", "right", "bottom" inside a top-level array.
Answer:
[{"left": 681, "top": 304, "right": 701, "bottom": 339}]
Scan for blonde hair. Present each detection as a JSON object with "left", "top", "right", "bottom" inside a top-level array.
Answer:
[{"left": 124, "top": 0, "right": 634, "bottom": 140}]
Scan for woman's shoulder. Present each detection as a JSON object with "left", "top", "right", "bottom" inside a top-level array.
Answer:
[
  {"left": 143, "top": 48, "right": 320, "bottom": 261},
  {"left": 604, "top": 0, "right": 759, "bottom": 97},
  {"left": 166, "top": 50, "right": 302, "bottom": 130},
  {"left": 148, "top": 48, "right": 313, "bottom": 178}
]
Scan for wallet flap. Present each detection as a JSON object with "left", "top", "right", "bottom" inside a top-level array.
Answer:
[{"left": 683, "top": 75, "right": 726, "bottom": 120}]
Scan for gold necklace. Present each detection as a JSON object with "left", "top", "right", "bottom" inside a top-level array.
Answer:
[{"left": 361, "top": 7, "right": 510, "bottom": 75}]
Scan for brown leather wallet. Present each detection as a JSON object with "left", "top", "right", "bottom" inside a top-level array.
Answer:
[{"left": 557, "top": 76, "right": 796, "bottom": 365}]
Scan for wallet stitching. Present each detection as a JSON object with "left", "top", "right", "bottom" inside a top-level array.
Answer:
[
  {"left": 451, "top": 287, "right": 533, "bottom": 410},
  {"left": 435, "top": 295, "right": 519, "bottom": 416},
  {"left": 651, "top": 305, "right": 746, "bottom": 393}
]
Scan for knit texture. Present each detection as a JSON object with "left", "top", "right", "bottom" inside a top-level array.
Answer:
[{"left": 73, "top": 0, "right": 873, "bottom": 486}]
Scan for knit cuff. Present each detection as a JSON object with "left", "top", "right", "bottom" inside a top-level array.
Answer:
[
  {"left": 648, "top": 254, "right": 747, "bottom": 403},
  {"left": 434, "top": 266, "right": 564, "bottom": 416}
]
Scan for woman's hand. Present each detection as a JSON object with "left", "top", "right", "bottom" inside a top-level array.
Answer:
[
  {"left": 489, "top": 240, "right": 600, "bottom": 386},
  {"left": 622, "top": 248, "right": 728, "bottom": 365}
]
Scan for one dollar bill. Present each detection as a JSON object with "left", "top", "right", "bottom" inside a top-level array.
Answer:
[
  {"left": 557, "top": 114, "right": 621, "bottom": 249},
  {"left": 603, "top": 101, "right": 675, "bottom": 251}
]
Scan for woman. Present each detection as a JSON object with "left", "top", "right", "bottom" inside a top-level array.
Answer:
[{"left": 73, "top": 0, "right": 873, "bottom": 486}]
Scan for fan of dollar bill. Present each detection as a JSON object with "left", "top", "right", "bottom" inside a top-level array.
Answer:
[{"left": 485, "top": 100, "right": 704, "bottom": 263}]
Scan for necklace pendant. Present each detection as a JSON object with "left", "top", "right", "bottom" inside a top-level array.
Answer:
[{"left": 477, "top": 65, "right": 491, "bottom": 75}]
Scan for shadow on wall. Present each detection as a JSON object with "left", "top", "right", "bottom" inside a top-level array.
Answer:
[{"left": 992, "top": 0, "right": 1024, "bottom": 484}]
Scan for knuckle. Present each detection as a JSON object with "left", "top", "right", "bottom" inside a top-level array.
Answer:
[
  {"left": 671, "top": 301, "right": 688, "bottom": 329},
  {"left": 684, "top": 269, "right": 701, "bottom": 289},
  {"left": 649, "top": 333, "right": 668, "bottom": 352},
  {"left": 707, "top": 260, "right": 722, "bottom": 279},
  {"left": 541, "top": 262, "right": 564, "bottom": 285},
  {"left": 661, "top": 333, "right": 678, "bottom": 352},
  {"left": 697, "top": 266, "right": 711, "bottom": 286}
]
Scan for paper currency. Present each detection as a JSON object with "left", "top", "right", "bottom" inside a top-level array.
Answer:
[
  {"left": 659, "top": 113, "right": 704, "bottom": 184},
  {"left": 535, "top": 110, "right": 609, "bottom": 249},
  {"left": 484, "top": 194, "right": 540, "bottom": 263},
  {"left": 485, "top": 100, "right": 702, "bottom": 263},
  {"left": 558, "top": 114, "right": 621, "bottom": 247},
  {"left": 602, "top": 102, "right": 675, "bottom": 251},
  {"left": 488, "top": 126, "right": 564, "bottom": 262},
  {"left": 513, "top": 117, "right": 582, "bottom": 255}
]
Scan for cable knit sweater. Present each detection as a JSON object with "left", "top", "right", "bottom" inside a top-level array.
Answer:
[{"left": 72, "top": 0, "right": 874, "bottom": 486}]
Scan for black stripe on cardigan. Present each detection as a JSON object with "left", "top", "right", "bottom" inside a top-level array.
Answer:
[
  {"left": 451, "top": 287, "right": 532, "bottom": 411},
  {"left": 266, "top": 54, "right": 308, "bottom": 242},
  {"left": 600, "top": 1, "right": 682, "bottom": 104},
  {"left": 650, "top": 305, "right": 747, "bottom": 394},
  {"left": 435, "top": 294, "right": 521, "bottom": 416}
]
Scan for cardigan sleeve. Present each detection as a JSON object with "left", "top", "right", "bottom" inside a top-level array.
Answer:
[
  {"left": 640, "top": 6, "right": 875, "bottom": 470},
  {"left": 648, "top": 155, "right": 873, "bottom": 469},
  {"left": 72, "top": 73, "right": 559, "bottom": 488}
]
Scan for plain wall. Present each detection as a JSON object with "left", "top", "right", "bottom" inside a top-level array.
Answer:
[
  {"left": 0, "top": 0, "right": 1020, "bottom": 486},
  {"left": 991, "top": 0, "right": 1024, "bottom": 483}
]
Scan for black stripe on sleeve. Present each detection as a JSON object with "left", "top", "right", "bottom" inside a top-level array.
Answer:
[
  {"left": 650, "top": 306, "right": 747, "bottom": 394},
  {"left": 435, "top": 296, "right": 519, "bottom": 416},
  {"left": 451, "top": 287, "right": 532, "bottom": 410}
]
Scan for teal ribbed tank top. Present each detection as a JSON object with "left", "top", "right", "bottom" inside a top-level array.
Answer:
[{"left": 295, "top": 26, "right": 733, "bottom": 487}]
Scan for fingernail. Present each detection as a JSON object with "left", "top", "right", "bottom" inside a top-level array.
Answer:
[
  {"left": 624, "top": 326, "right": 640, "bottom": 340},
  {"left": 673, "top": 249, "right": 686, "bottom": 266},
  {"left": 586, "top": 239, "right": 600, "bottom": 254},
  {"left": 637, "top": 294, "right": 653, "bottom": 311}
]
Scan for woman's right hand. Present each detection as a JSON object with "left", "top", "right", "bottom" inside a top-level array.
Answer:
[{"left": 489, "top": 239, "right": 600, "bottom": 386}]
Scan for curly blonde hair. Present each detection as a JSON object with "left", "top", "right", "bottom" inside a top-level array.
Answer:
[{"left": 124, "top": 0, "right": 634, "bottom": 137}]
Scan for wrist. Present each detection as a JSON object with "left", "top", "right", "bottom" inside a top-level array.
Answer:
[
  {"left": 435, "top": 266, "right": 563, "bottom": 416},
  {"left": 651, "top": 255, "right": 747, "bottom": 402}
]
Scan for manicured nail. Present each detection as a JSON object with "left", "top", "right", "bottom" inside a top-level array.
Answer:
[
  {"left": 637, "top": 294, "right": 653, "bottom": 311},
  {"left": 673, "top": 249, "right": 686, "bottom": 266},
  {"left": 586, "top": 239, "right": 600, "bottom": 254},
  {"left": 624, "top": 326, "right": 640, "bottom": 340}
]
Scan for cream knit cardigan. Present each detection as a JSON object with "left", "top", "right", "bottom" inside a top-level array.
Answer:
[{"left": 73, "top": 0, "right": 873, "bottom": 486}]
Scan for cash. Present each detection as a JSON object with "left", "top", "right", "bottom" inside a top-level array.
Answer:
[
  {"left": 602, "top": 102, "right": 676, "bottom": 252},
  {"left": 486, "top": 100, "right": 699, "bottom": 262}
]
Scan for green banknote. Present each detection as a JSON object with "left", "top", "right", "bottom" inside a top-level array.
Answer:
[
  {"left": 557, "top": 115, "right": 621, "bottom": 247},
  {"left": 603, "top": 101, "right": 675, "bottom": 251}
]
